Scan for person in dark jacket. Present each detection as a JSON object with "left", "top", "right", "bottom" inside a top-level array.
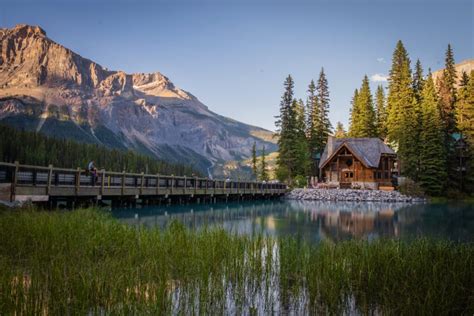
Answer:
[{"left": 87, "top": 160, "right": 98, "bottom": 185}]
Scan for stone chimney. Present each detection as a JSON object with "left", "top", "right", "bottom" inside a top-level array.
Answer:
[{"left": 327, "top": 136, "right": 335, "bottom": 156}]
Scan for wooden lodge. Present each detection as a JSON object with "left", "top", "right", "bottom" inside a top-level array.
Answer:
[{"left": 318, "top": 137, "right": 398, "bottom": 189}]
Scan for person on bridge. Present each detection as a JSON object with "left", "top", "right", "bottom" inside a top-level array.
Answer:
[{"left": 87, "top": 160, "right": 98, "bottom": 185}]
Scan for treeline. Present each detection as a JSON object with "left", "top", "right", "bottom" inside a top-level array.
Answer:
[
  {"left": 347, "top": 42, "right": 474, "bottom": 196},
  {"left": 0, "top": 124, "right": 200, "bottom": 176},
  {"left": 275, "top": 69, "right": 332, "bottom": 185},
  {"left": 274, "top": 42, "right": 474, "bottom": 196},
  {"left": 251, "top": 142, "right": 269, "bottom": 181}
]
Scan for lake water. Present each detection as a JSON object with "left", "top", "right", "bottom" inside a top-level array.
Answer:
[{"left": 112, "top": 200, "right": 474, "bottom": 243}]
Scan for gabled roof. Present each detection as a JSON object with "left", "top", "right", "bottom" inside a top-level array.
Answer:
[{"left": 319, "top": 137, "right": 396, "bottom": 169}]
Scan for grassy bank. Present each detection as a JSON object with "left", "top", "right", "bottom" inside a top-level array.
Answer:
[{"left": 0, "top": 209, "right": 472, "bottom": 314}]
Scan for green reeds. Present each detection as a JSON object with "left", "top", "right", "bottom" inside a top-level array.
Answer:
[{"left": 0, "top": 208, "right": 472, "bottom": 314}]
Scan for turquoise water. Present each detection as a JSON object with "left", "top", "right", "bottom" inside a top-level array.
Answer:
[{"left": 112, "top": 200, "right": 474, "bottom": 242}]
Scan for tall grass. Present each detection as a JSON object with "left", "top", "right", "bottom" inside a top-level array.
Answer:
[{"left": 0, "top": 208, "right": 472, "bottom": 314}]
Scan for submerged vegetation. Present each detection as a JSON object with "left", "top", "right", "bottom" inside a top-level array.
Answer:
[{"left": 0, "top": 208, "right": 472, "bottom": 314}]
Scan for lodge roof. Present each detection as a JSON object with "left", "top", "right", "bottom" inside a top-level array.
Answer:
[{"left": 319, "top": 137, "right": 396, "bottom": 169}]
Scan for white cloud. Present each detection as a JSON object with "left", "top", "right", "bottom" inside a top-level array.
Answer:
[
  {"left": 376, "top": 57, "right": 386, "bottom": 63},
  {"left": 370, "top": 73, "right": 388, "bottom": 82}
]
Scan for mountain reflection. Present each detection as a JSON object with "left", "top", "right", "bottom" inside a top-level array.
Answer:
[{"left": 113, "top": 200, "right": 474, "bottom": 243}]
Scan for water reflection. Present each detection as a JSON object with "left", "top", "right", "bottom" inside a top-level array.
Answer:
[{"left": 112, "top": 200, "right": 474, "bottom": 243}]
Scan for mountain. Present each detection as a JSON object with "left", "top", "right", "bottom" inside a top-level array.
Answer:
[
  {"left": 432, "top": 59, "right": 474, "bottom": 87},
  {"left": 0, "top": 24, "right": 277, "bottom": 177}
]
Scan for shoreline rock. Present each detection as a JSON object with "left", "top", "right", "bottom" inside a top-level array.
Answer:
[{"left": 285, "top": 188, "right": 425, "bottom": 203}]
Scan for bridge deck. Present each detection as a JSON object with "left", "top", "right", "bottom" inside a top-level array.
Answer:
[{"left": 0, "top": 162, "right": 288, "bottom": 202}]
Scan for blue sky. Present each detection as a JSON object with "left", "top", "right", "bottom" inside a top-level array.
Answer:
[{"left": 1, "top": 0, "right": 472, "bottom": 131}]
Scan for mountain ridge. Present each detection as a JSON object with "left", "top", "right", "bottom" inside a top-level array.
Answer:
[{"left": 0, "top": 24, "right": 277, "bottom": 177}]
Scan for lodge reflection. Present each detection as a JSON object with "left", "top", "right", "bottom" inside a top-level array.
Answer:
[{"left": 113, "top": 200, "right": 425, "bottom": 242}]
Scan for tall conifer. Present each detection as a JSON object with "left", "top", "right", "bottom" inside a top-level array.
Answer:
[
  {"left": 260, "top": 145, "right": 269, "bottom": 181},
  {"left": 419, "top": 73, "right": 446, "bottom": 195},
  {"left": 456, "top": 71, "right": 474, "bottom": 192},
  {"left": 386, "top": 41, "right": 420, "bottom": 179},
  {"left": 316, "top": 68, "right": 332, "bottom": 147},
  {"left": 275, "top": 75, "right": 295, "bottom": 181},
  {"left": 251, "top": 141, "right": 258, "bottom": 180},
  {"left": 348, "top": 89, "right": 359, "bottom": 136},
  {"left": 437, "top": 44, "right": 457, "bottom": 135},
  {"left": 306, "top": 80, "right": 317, "bottom": 138},
  {"left": 375, "top": 85, "right": 387, "bottom": 139},
  {"left": 349, "top": 76, "right": 376, "bottom": 137},
  {"left": 306, "top": 80, "right": 322, "bottom": 175},
  {"left": 387, "top": 40, "right": 413, "bottom": 143},
  {"left": 412, "top": 59, "right": 425, "bottom": 103},
  {"left": 437, "top": 44, "right": 459, "bottom": 191},
  {"left": 293, "top": 99, "right": 310, "bottom": 176}
]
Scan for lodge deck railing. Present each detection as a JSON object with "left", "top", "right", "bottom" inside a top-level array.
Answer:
[{"left": 0, "top": 162, "right": 287, "bottom": 202}]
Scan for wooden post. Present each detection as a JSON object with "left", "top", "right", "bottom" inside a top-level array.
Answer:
[
  {"left": 46, "top": 164, "right": 53, "bottom": 195},
  {"left": 101, "top": 169, "right": 106, "bottom": 196},
  {"left": 184, "top": 175, "right": 187, "bottom": 195},
  {"left": 75, "top": 167, "right": 81, "bottom": 195},
  {"left": 170, "top": 175, "right": 174, "bottom": 194},
  {"left": 140, "top": 172, "right": 144, "bottom": 195},
  {"left": 156, "top": 174, "right": 160, "bottom": 195},
  {"left": 32, "top": 169, "right": 37, "bottom": 186},
  {"left": 194, "top": 176, "right": 198, "bottom": 194},
  {"left": 11, "top": 161, "right": 19, "bottom": 202},
  {"left": 121, "top": 171, "right": 125, "bottom": 196}
]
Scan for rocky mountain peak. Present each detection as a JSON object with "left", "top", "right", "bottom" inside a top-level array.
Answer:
[
  {"left": 0, "top": 24, "right": 277, "bottom": 178},
  {"left": 1, "top": 24, "right": 46, "bottom": 39}
]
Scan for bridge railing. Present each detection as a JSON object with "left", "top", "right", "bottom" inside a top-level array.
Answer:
[{"left": 0, "top": 162, "right": 287, "bottom": 197}]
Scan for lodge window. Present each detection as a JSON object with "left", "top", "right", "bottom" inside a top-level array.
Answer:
[
  {"left": 384, "top": 171, "right": 389, "bottom": 179},
  {"left": 344, "top": 172, "right": 353, "bottom": 179}
]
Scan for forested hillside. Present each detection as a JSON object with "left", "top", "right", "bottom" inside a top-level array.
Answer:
[{"left": 0, "top": 124, "right": 200, "bottom": 176}]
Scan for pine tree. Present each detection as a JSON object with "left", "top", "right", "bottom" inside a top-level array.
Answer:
[
  {"left": 348, "top": 89, "right": 359, "bottom": 136},
  {"left": 350, "top": 76, "right": 376, "bottom": 137},
  {"left": 316, "top": 68, "right": 332, "bottom": 146},
  {"left": 412, "top": 59, "right": 425, "bottom": 103},
  {"left": 419, "top": 73, "right": 447, "bottom": 196},
  {"left": 375, "top": 85, "right": 387, "bottom": 139},
  {"left": 334, "top": 122, "right": 347, "bottom": 138},
  {"left": 438, "top": 44, "right": 457, "bottom": 135},
  {"left": 251, "top": 141, "right": 258, "bottom": 180},
  {"left": 456, "top": 71, "right": 474, "bottom": 141},
  {"left": 305, "top": 80, "right": 317, "bottom": 138},
  {"left": 409, "top": 60, "right": 424, "bottom": 180},
  {"left": 456, "top": 71, "right": 474, "bottom": 193},
  {"left": 306, "top": 80, "right": 322, "bottom": 175},
  {"left": 275, "top": 75, "right": 296, "bottom": 181},
  {"left": 387, "top": 40, "right": 413, "bottom": 143},
  {"left": 437, "top": 44, "right": 459, "bottom": 191},
  {"left": 386, "top": 40, "right": 420, "bottom": 179},
  {"left": 260, "top": 145, "right": 269, "bottom": 181},
  {"left": 293, "top": 99, "right": 310, "bottom": 176}
]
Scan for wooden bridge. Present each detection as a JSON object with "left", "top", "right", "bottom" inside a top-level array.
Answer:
[{"left": 0, "top": 162, "right": 288, "bottom": 206}]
